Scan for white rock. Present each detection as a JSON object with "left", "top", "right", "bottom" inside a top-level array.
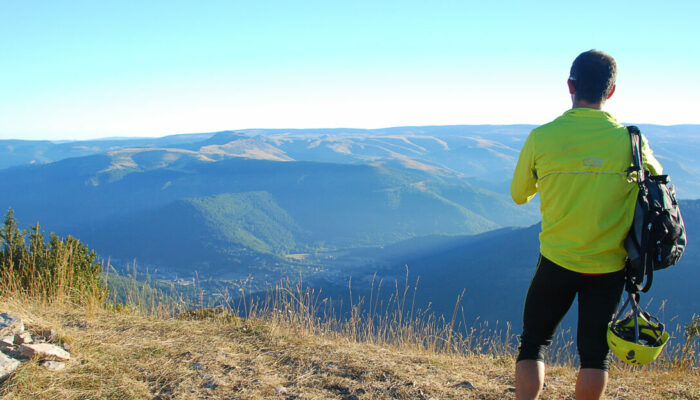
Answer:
[
  {"left": 14, "top": 332, "right": 32, "bottom": 345},
  {"left": 41, "top": 361, "right": 66, "bottom": 371},
  {"left": 0, "top": 352, "right": 20, "bottom": 381},
  {"left": 0, "top": 314, "right": 24, "bottom": 337},
  {"left": 19, "top": 343, "right": 70, "bottom": 361},
  {"left": 0, "top": 336, "right": 14, "bottom": 349}
]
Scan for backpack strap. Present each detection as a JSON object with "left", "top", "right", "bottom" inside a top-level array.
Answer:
[
  {"left": 625, "top": 126, "right": 654, "bottom": 293},
  {"left": 627, "top": 126, "right": 646, "bottom": 185}
]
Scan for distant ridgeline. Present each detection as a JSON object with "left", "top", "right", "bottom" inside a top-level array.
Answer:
[{"left": 0, "top": 125, "right": 698, "bottom": 330}]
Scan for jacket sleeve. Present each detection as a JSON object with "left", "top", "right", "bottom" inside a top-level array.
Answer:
[
  {"left": 510, "top": 133, "right": 538, "bottom": 205},
  {"left": 641, "top": 133, "right": 663, "bottom": 175}
]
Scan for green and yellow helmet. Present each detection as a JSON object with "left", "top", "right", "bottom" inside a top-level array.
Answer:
[{"left": 607, "top": 299, "right": 669, "bottom": 365}]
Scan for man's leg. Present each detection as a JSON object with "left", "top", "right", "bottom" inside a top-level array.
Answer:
[
  {"left": 575, "top": 369, "right": 608, "bottom": 400},
  {"left": 516, "top": 360, "right": 545, "bottom": 400},
  {"left": 516, "top": 256, "right": 577, "bottom": 399},
  {"left": 575, "top": 269, "right": 625, "bottom": 400}
]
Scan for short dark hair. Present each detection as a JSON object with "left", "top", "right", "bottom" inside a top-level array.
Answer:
[{"left": 569, "top": 50, "right": 617, "bottom": 104}]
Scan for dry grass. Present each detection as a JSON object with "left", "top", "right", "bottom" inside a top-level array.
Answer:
[
  {"left": 0, "top": 295, "right": 697, "bottom": 400},
  {"left": 0, "top": 221, "right": 697, "bottom": 399}
]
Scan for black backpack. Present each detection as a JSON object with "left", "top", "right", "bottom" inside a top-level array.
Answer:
[{"left": 624, "top": 126, "right": 687, "bottom": 293}]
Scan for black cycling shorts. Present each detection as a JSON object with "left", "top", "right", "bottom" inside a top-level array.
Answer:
[{"left": 516, "top": 254, "right": 625, "bottom": 371}]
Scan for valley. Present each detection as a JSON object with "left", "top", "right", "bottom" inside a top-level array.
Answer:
[{"left": 1, "top": 124, "right": 698, "bottom": 336}]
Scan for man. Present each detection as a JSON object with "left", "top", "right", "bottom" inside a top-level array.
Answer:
[{"left": 510, "top": 50, "right": 662, "bottom": 400}]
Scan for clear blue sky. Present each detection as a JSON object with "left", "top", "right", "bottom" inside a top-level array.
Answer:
[{"left": 1, "top": 0, "right": 698, "bottom": 140}]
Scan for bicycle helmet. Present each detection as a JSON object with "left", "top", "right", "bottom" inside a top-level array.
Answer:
[{"left": 607, "top": 294, "right": 669, "bottom": 365}]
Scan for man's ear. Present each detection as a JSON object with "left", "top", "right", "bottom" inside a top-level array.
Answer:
[
  {"left": 567, "top": 79, "right": 576, "bottom": 94},
  {"left": 606, "top": 84, "right": 616, "bottom": 99}
]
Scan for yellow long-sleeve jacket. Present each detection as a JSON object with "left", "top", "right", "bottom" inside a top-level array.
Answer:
[{"left": 511, "top": 108, "right": 662, "bottom": 273}]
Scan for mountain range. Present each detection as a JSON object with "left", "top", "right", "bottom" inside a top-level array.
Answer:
[
  {"left": 0, "top": 126, "right": 552, "bottom": 277},
  {"left": 1, "top": 124, "right": 697, "bottom": 331},
  {"left": 3, "top": 124, "right": 699, "bottom": 197}
]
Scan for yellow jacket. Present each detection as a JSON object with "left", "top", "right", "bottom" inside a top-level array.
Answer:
[{"left": 511, "top": 108, "right": 662, "bottom": 273}]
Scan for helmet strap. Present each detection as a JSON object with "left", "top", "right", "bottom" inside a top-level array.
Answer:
[{"left": 613, "top": 291, "right": 643, "bottom": 344}]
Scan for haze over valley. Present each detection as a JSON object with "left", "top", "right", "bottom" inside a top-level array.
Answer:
[{"left": 1, "top": 124, "right": 698, "bottom": 333}]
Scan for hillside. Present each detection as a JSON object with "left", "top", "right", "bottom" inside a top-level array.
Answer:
[
  {"left": 328, "top": 199, "right": 700, "bottom": 334},
  {"left": 0, "top": 152, "right": 538, "bottom": 278},
  {"left": 1, "top": 298, "right": 697, "bottom": 400},
  {"left": 80, "top": 192, "right": 304, "bottom": 278}
]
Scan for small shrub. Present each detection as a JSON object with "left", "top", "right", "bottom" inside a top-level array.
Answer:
[{"left": 0, "top": 208, "right": 107, "bottom": 304}]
